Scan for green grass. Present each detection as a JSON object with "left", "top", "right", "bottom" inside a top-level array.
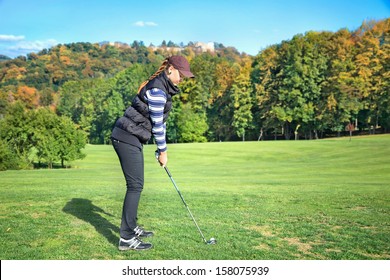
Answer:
[{"left": 1, "top": 135, "right": 389, "bottom": 260}]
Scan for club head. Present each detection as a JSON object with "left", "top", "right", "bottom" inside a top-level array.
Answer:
[{"left": 207, "top": 237, "right": 217, "bottom": 245}]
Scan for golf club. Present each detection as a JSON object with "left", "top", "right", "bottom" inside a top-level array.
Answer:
[{"left": 155, "top": 151, "right": 216, "bottom": 245}]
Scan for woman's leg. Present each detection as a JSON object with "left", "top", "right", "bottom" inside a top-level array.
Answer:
[{"left": 112, "top": 139, "right": 144, "bottom": 239}]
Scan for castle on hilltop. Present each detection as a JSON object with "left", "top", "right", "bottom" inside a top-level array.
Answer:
[
  {"left": 101, "top": 41, "right": 215, "bottom": 53},
  {"left": 192, "top": 42, "right": 215, "bottom": 53},
  {"left": 149, "top": 42, "right": 215, "bottom": 53}
]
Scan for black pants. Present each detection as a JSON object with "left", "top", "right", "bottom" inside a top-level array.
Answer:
[{"left": 112, "top": 138, "right": 144, "bottom": 239}]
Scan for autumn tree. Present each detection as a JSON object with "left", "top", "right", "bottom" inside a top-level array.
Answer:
[
  {"left": 231, "top": 58, "right": 253, "bottom": 141},
  {"left": 207, "top": 59, "right": 239, "bottom": 141},
  {"left": 354, "top": 19, "right": 390, "bottom": 133},
  {"left": 251, "top": 45, "right": 281, "bottom": 139},
  {"left": 14, "top": 85, "right": 39, "bottom": 108}
]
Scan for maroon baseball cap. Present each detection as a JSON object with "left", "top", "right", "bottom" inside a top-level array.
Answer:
[{"left": 168, "top": 56, "right": 195, "bottom": 78}]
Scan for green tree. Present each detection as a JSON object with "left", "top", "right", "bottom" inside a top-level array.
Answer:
[
  {"left": 30, "top": 108, "right": 61, "bottom": 168},
  {"left": 113, "top": 64, "right": 153, "bottom": 106},
  {"left": 30, "top": 108, "right": 86, "bottom": 168},
  {"left": 172, "top": 77, "right": 209, "bottom": 143},
  {"left": 166, "top": 94, "right": 182, "bottom": 143},
  {"left": 251, "top": 45, "right": 281, "bottom": 139},
  {"left": 176, "top": 55, "right": 214, "bottom": 141},
  {"left": 90, "top": 79, "right": 124, "bottom": 144},
  {"left": 57, "top": 78, "right": 123, "bottom": 144},
  {"left": 0, "top": 102, "right": 34, "bottom": 166},
  {"left": 176, "top": 103, "right": 208, "bottom": 143},
  {"left": 323, "top": 29, "right": 361, "bottom": 136},
  {"left": 231, "top": 58, "right": 253, "bottom": 141},
  {"left": 56, "top": 116, "right": 86, "bottom": 167},
  {"left": 57, "top": 80, "right": 87, "bottom": 124},
  {"left": 0, "top": 138, "right": 20, "bottom": 170}
]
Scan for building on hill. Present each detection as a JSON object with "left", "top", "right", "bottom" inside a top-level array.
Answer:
[
  {"left": 193, "top": 42, "right": 215, "bottom": 53},
  {"left": 148, "top": 41, "right": 216, "bottom": 53},
  {"left": 100, "top": 40, "right": 216, "bottom": 53}
]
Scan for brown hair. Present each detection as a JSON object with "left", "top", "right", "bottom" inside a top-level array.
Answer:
[{"left": 137, "top": 58, "right": 170, "bottom": 93}]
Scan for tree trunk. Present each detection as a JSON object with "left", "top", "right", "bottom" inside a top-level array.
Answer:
[
  {"left": 284, "top": 122, "right": 291, "bottom": 140},
  {"left": 258, "top": 128, "right": 264, "bottom": 141}
]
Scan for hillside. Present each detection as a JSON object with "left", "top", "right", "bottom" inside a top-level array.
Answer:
[{"left": 0, "top": 18, "right": 389, "bottom": 171}]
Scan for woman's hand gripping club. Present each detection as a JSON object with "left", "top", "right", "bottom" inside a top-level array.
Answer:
[{"left": 155, "top": 150, "right": 168, "bottom": 167}]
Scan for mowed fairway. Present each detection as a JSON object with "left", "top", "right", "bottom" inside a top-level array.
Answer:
[{"left": 1, "top": 135, "right": 389, "bottom": 260}]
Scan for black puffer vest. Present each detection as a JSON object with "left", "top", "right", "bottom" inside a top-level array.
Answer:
[{"left": 111, "top": 72, "right": 179, "bottom": 145}]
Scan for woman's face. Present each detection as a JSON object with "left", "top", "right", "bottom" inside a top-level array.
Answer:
[{"left": 168, "top": 66, "right": 184, "bottom": 85}]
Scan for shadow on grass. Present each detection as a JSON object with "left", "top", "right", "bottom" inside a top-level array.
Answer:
[{"left": 62, "top": 198, "right": 119, "bottom": 247}]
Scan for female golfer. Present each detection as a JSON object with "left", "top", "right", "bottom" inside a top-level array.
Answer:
[{"left": 111, "top": 56, "right": 194, "bottom": 251}]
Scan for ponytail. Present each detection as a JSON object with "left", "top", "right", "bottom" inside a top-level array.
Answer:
[{"left": 137, "top": 58, "right": 170, "bottom": 93}]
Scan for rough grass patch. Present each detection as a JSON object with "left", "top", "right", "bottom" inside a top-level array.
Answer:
[{"left": 247, "top": 225, "right": 275, "bottom": 237}]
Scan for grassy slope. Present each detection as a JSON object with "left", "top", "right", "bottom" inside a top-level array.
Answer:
[{"left": 0, "top": 135, "right": 389, "bottom": 260}]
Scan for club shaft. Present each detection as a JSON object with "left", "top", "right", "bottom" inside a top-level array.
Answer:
[{"left": 164, "top": 166, "right": 207, "bottom": 243}]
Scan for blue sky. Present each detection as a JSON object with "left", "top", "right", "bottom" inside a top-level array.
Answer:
[{"left": 0, "top": 0, "right": 389, "bottom": 58}]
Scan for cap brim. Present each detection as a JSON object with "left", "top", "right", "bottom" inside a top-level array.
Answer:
[{"left": 180, "top": 70, "right": 195, "bottom": 78}]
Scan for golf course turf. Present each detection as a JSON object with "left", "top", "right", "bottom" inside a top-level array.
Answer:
[{"left": 1, "top": 135, "right": 389, "bottom": 260}]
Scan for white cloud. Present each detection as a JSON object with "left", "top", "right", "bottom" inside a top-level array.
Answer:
[
  {"left": 9, "top": 39, "right": 58, "bottom": 52},
  {"left": 0, "top": 34, "right": 25, "bottom": 41},
  {"left": 11, "top": 39, "right": 58, "bottom": 51},
  {"left": 134, "top": 21, "right": 158, "bottom": 27},
  {"left": 0, "top": 33, "right": 59, "bottom": 57}
]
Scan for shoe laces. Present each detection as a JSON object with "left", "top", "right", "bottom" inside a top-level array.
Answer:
[
  {"left": 125, "top": 237, "right": 142, "bottom": 249},
  {"left": 133, "top": 226, "right": 144, "bottom": 236}
]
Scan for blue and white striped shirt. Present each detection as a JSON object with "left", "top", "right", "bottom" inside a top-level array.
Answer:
[{"left": 145, "top": 88, "right": 167, "bottom": 152}]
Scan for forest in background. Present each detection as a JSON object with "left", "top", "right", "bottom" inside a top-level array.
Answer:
[{"left": 0, "top": 18, "right": 389, "bottom": 169}]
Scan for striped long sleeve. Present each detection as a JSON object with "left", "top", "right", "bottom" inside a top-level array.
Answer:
[{"left": 145, "top": 88, "right": 167, "bottom": 152}]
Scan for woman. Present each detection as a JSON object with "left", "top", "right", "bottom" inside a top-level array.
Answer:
[{"left": 111, "top": 56, "right": 194, "bottom": 251}]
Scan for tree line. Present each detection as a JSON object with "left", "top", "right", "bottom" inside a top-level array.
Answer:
[
  {"left": 252, "top": 19, "right": 389, "bottom": 140},
  {"left": 0, "top": 18, "right": 388, "bottom": 170},
  {"left": 0, "top": 102, "right": 86, "bottom": 170}
]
